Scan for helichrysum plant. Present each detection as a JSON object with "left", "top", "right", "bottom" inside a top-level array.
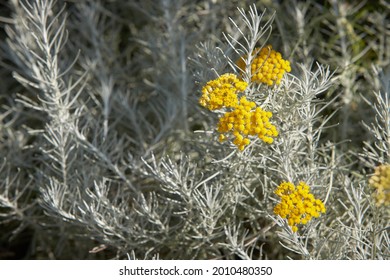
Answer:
[
  {"left": 1, "top": 0, "right": 389, "bottom": 260},
  {"left": 217, "top": 96, "right": 278, "bottom": 150},
  {"left": 194, "top": 4, "right": 334, "bottom": 257},
  {"left": 199, "top": 73, "right": 247, "bottom": 110},
  {"left": 237, "top": 45, "right": 291, "bottom": 86},
  {"left": 369, "top": 164, "right": 390, "bottom": 207},
  {"left": 199, "top": 71, "right": 278, "bottom": 150},
  {"left": 198, "top": 43, "right": 290, "bottom": 150},
  {"left": 273, "top": 181, "right": 326, "bottom": 233}
]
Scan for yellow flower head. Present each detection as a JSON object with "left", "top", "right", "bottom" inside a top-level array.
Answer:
[
  {"left": 199, "top": 73, "right": 248, "bottom": 111},
  {"left": 237, "top": 45, "right": 291, "bottom": 86},
  {"left": 217, "top": 96, "right": 278, "bottom": 150},
  {"left": 274, "top": 181, "right": 326, "bottom": 232},
  {"left": 369, "top": 164, "right": 390, "bottom": 206}
]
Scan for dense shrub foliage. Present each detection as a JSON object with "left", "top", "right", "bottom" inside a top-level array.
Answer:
[{"left": 0, "top": 0, "right": 389, "bottom": 259}]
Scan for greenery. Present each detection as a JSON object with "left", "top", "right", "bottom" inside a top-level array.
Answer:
[{"left": 0, "top": 0, "right": 389, "bottom": 259}]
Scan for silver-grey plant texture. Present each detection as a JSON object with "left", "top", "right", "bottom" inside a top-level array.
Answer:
[{"left": 0, "top": 0, "right": 389, "bottom": 259}]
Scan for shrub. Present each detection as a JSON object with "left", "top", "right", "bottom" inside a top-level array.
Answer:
[{"left": 0, "top": 0, "right": 389, "bottom": 260}]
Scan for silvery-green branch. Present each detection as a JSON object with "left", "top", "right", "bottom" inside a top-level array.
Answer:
[{"left": 0, "top": 0, "right": 388, "bottom": 259}]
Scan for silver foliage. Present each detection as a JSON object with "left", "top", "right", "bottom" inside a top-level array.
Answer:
[{"left": 0, "top": 0, "right": 389, "bottom": 259}]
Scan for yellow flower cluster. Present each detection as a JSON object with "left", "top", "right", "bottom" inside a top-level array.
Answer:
[
  {"left": 199, "top": 73, "right": 248, "bottom": 111},
  {"left": 274, "top": 181, "right": 326, "bottom": 232},
  {"left": 199, "top": 73, "right": 278, "bottom": 150},
  {"left": 217, "top": 97, "right": 278, "bottom": 150},
  {"left": 369, "top": 164, "right": 390, "bottom": 206},
  {"left": 237, "top": 45, "right": 291, "bottom": 86}
]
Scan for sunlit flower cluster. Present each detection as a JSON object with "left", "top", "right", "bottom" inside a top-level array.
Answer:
[
  {"left": 199, "top": 73, "right": 278, "bottom": 150},
  {"left": 217, "top": 96, "right": 278, "bottom": 150},
  {"left": 199, "top": 45, "right": 290, "bottom": 150},
  {"left": 199, "top": 73, "right": 248, "bottom": 110},
  {"left": 274, "top": 181, "right": 326, "bottom": 232},
  {"left": 369, "top": 164, "right": 390, "bottom": 206},
  {"left": 237, "top": 45, "right": 291, "bottom": 86}
]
